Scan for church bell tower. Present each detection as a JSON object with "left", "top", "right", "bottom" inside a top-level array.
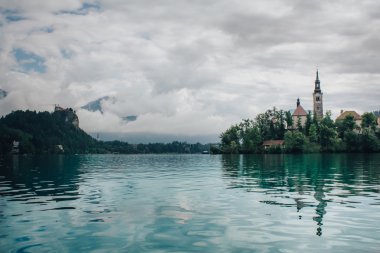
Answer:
[{"left": 313, "top": 70, "right": 323, "bottom": 119}]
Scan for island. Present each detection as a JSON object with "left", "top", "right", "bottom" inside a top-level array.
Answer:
[{"left": 217, "top": 71, "right": 380, "bottom": 154}]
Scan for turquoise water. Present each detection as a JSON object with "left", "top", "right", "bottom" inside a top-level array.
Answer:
[{"left": 0, "top": 154, "right": 380, "bottom": 252}]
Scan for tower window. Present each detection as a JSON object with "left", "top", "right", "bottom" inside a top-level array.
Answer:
[{"left": 316, "top": 96, "right": 320, "bottom": 101}]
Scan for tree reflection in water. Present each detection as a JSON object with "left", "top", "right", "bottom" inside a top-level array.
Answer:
[
  {"left": 0, "top": 155, "right": 82, "bottom": 203},
  {"left": 221, "top": 154, "right": 380, "bottom": 236}
]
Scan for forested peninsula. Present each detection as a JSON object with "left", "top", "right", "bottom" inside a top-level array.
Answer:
[
  {"left": 0, "top": 110, "right": 209, "bottom": 154},
  {"left": 217, "top": 107, "right": 380, "bottom": 154}
]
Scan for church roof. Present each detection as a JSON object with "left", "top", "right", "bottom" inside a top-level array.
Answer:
[
  {"left": 292, "top": 105, "right": 308, "bottom": 116},
  {"left": 336, "top": 111, "right": 362, "bottom": 121}
]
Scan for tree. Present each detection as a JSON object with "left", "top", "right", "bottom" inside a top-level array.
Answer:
[
  {"left": 319, "top": 124, "right": 338, "bottom": 152},
  {"left": 344, "top": 131, "right": 360, "bottom": 152},
  {"left": 296, "top": 117, "right": 303, "bottom": 132},
  {"left": 220, "top": 124, "right": 241, "bottom": 153},
  {"left": 336, "top": 114, "right": 356, "bottom": 138},
  {"left": 284, "top": 131, "right": 306, "bottom": 153},
  {"left": 320, "top": 111, "right": 335, "bottom": 128},
  {"left": 254, "top": 107, "right": 287, "bottom": 141},
  {"left": 361, "top": 128, "right": 379, "bottom": 152},
  {"left": 319, "top": 112, "right": 338, "bottom": 152},
  {"left": 305, "top": 111, "right": 312, "bottom": 136},
  {"left": 309, "top": 123, "right": 319, "bottom": 143},
  {"left": 285, "top": 111, "right": 293, "bottom": 129},
  {"left": 361, "top": 112, "right": 377, "bottom": 131},
  {"left": 241, "top": 124, "right": 262, "bottom": 153},
  {"left": 277, "top": 110, "right": 286, "bottom": 139}
]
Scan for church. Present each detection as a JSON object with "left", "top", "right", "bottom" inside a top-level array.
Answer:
[{"left": 292, "top": 70, "right": 323, "bottom": 128}]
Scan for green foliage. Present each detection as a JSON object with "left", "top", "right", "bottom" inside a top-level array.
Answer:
[
  {"left": 361, "top": 129, "right": 379, "bottom": 152},
  {"left": 0, "top": 110, "right": 98, "bottom": 154},
  {"left": 296, "top": 117, "right": 303, "bottom": 132},
  {"left": 285, "top": 111, "right": 293, "bottom": 129},
  {"left": 255, "top": 107, "right": 286, "bottom": 140},
  {"left": 336, "top": 115, "right": 356, "bottom": 138},
  {"left": 344, "top": 131, "right": 360, "bottom": 152},
  {"left": 320, "top": 111, "right": 335, "bottom": 128},
  {"left": 284, "top": 131, "right": 306, "bottom": 153},
  {"left": 361, "top": 112, "right": 377, "bottom": 131},
  {"left": 305, "top": 111, "right": 312, "bottom": 135},
  {"left": 220, "top": 107, "right": 380, "bottom": 154},
  {"left": 220, "top": 124, "right": 241, "bottom": 153},
  {"left": 303, "top": 140, "right": 321, "bottom": 153},
  {"left": 318, "top": 111, "right": 338, "bottom": 152},
  {"left": 220, "top": 108, "right": 288, "bottom": 154},
  {"left": 319, "top": 124, "right": 338, "bottom": 152},
  {"left": 308, "top": 124, "right": 319, "bottom": 143},
  {"left": 239, "top": 119, "right": 262, "bottom": 153}
]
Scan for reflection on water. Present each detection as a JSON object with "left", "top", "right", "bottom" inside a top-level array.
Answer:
[
  {"left": 0, "top": 155, "right": 81, "bottom": 204},
  {"left": 221, "top": 154, "right": 380, "bottom": 237},
  {"left": 0, "top": 154, "right": 380, "bottom": 252}
]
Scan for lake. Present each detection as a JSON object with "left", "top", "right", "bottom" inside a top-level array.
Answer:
[{"left": 0, "top": 154, "right": 379, "bottom": 252}]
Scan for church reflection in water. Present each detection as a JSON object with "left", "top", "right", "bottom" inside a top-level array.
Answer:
[{"left": 220, "top": 154, "right": 380, "bottom": 236}]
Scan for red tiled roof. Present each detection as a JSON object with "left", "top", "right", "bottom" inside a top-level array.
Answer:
[
  {"left": 262, "top": 140, "right": 285, "bottom": 146},
  {"left": 336, "top": 111, "right": 361, "bottom": 120},
  {"left": 292, "top": 105, "right": 308, "bottom": 116}
]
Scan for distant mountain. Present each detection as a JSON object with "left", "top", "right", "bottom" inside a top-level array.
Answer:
[
  {"left": 82, "top": 97, "right": 139, "bottom": 122},
  {"left": 81, "top": 96, "right": 115, "bottom": 113},
  {"left": 90, "top": 132, "right": 218, "bottom": 144},
  {"left": 0, "top": 89, "right": 7, "bottom": 99},
  {"left": 122, "top": 115, "right": 138, "bottom": 122}
]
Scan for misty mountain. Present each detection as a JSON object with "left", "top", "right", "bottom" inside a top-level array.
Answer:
[
  {"left": 122, "top": 115, "right": 138, "bottom": 122},
  {"left": 82, "top": 96, "right": 139, "bottom": 123},
  {"left": 0, "top": 89, "right": 7, "bottom": 99},
  {"left": 81, "top": 96, "right": 115, "bottom": 113}
]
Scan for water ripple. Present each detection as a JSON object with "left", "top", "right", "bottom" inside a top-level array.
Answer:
[{"left": 0, "top": 154, "right": 379, "bottom": 252}]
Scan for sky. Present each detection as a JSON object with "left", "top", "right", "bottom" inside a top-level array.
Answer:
[{"left": 0, "top": 0, "right": 379, "bottom": 143}]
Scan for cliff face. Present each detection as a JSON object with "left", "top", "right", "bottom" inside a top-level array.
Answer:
[{"left": 54, "top": 106, "right": 79, "bottom": 128}]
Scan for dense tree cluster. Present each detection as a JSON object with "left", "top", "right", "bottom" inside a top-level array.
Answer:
[
  {"left": 0, "top": 110, "right": 209, "bottom": 154},
  {"left": 0, "top": 110, "right": 98, "bottom": 154},
  {"left": 98, "top": 141, "right": 208, "bottom": 154},
  {"left": 219, "top": 108, "right": 380, "bottom": 153}
]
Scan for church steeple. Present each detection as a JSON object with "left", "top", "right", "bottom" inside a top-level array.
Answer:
[
  {"left": 314, "top": 69, "right": 321, "bottom": 92},
  {"left": 313, "top": 69, "right": 323, "bottom": 119},
  {"left": 296, "top": 98, "right": 300, "bottom": 107}
]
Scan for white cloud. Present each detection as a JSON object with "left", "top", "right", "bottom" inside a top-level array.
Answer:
[{"left": 1, "top": 0, "right": 379, "bottom": 141}]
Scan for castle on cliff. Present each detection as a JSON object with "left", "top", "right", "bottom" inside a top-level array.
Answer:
[{"left": 54, "top": 105, "right": 79, "bottom": 128}]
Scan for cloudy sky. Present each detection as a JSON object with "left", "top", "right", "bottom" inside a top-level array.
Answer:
[{"left": 0, "top": 0, "right": 379, "bottom": 142}]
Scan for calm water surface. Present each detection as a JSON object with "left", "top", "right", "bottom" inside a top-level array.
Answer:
[{"left": 0, "top": 154, "right": 380, "bottom": 252}]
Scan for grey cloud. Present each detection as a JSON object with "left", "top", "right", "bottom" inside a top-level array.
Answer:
[{"left": 0, "top": 0, "right": 379, "bottom": 140}]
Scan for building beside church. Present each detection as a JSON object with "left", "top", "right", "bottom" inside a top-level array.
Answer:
[{"left": 336, "top": 110, "right": 362, "bottom": 132}]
